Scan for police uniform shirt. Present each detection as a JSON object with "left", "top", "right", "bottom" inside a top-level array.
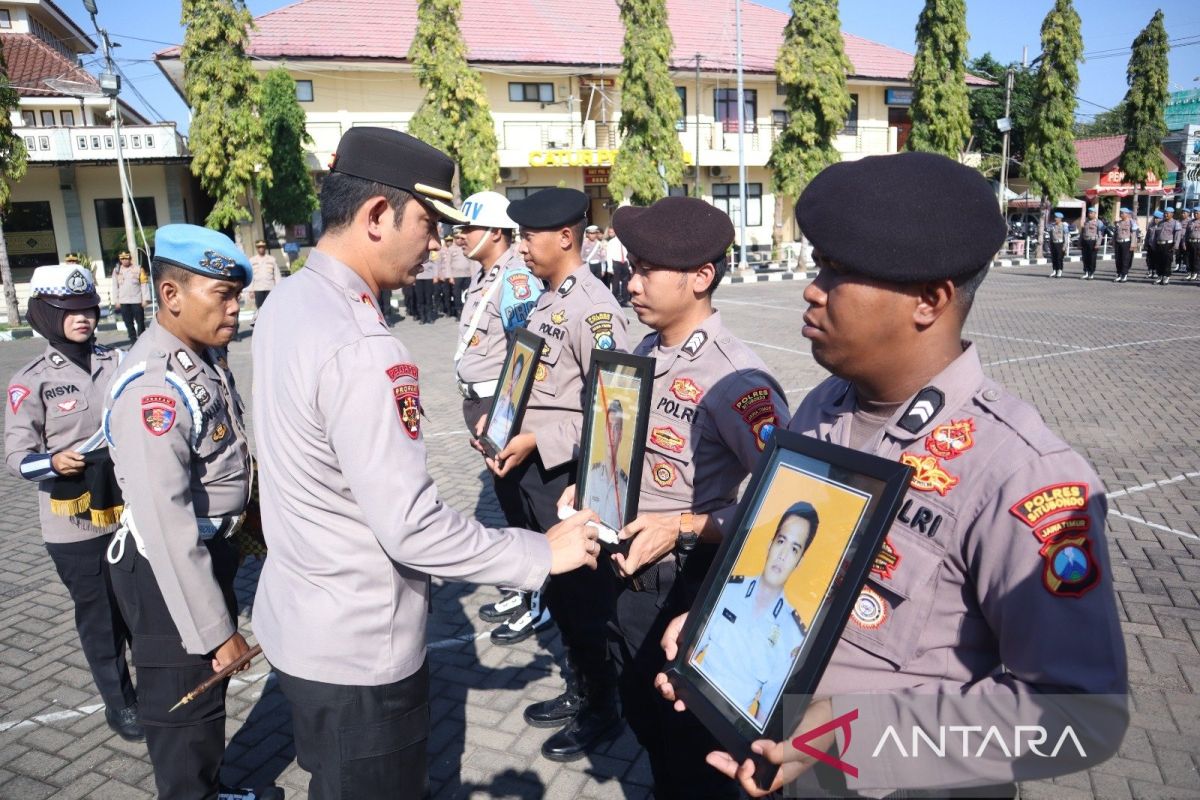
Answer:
[
  {"left": 249, "top": 253, "right": 279, "bottom": 291},
  {"left": 250, "top": 249, "right": 552, "bottom": 686},
  {"left": 583, "top": 460, "right": 629, "bottom": 531},
  {"left": 444, "top": 244, "right": 478, "bottom": 279},
  {"left": 785, "top": 343, "right": 1126, "bottom": 786},
  {"left": 1153, "top": 218, "right": 1182, "bottom": 248},
  {"left": 1080, "top": 218, "right": 1103, "bottom": 241},
  {"left": 1187, "top": 217, "right": 1200, "bottom": 242},
  {"left": 1048, "top": 221, "right": 1067, "bottom": 244},
  {"left": 523, "top": 263, "right": 629, "bottom": 469},
  {"left": 457, "top": 247, "right": 543, "bottom": 385},
  {"left": 633, "top": 310, "right": 790, "bottom": 518},
  {"left": 415, "top": 259, "right": 436, "bottom": 280},
  {"left": 692, "top": 576, "right": 806, "bottom": 726},
  {"left": 105, "top": 322, "right": 251, "bottom": 654},
  {"left": 582, "top": 239, "right": 606, "bottom": 267},
  {"left": 5, "top": 344, "right": 122, "bottom": 543},
  {"left": 1115, "top": 217, "right": 1138, "bottom": 243},
  {"left": 111, "top": 262, "right": 144, "bottom": 305}
]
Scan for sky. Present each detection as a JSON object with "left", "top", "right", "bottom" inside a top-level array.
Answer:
[{"left": 66, "top": 0, "right": 1200, "bottom": 134}]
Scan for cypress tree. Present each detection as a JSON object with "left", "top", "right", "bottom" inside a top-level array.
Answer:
[
  {"left": 1118, "top": 9, "right": 1169, "bottom": 221},
  {"left": 768, "top": 0, "right": 851, "bottom": 254},
  {"left": 1025, "top": 0, "right": 1083, "bottom": 216},
  {"left": 258, "top": 68, "right": 318, "bottom": 237},
  {"left": 407, "top": 0, "right": 500, "bottom": 196},
  {"left": 609, "top": 0, "right": 686, "bottom": 204},
  {"left": 181, "top": 0, "right": 270, "bottom": 235},
  {"left": 908, "top": 0, "right": 972, "bottom": 157},
  {"left": 0, "top": 36, "right": 27, "bottom": 326}
]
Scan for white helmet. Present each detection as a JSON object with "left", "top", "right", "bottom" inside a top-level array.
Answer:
[{"left": 459, "top": 191, "right": 517, "bottom": 230}]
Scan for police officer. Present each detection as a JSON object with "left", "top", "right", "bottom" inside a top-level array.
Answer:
[
  {"left": 1185, "top": 206, "right": 1200, "bottom": 281},
  {"left": 103, "top": 225, "right": 278, "bottom": 800},
  {"left": 1112, "top": 207, "right": 1139, "bottom": 283},
  {"left": 110, "top": 250, "right": 147, "bottom": 342},
  {"left": 248, "top": 239, "right": 279, "bottom": 319},
  {"left": 480, "top": 187, "right": 629, "bottom": 760},
  {"left": 1149, "top": 206, "right": 1183, "bottom": 285},
  {"left": 455, "top": 191, "right": 546, "bottom": 622},
  {"left": 586, "top": 195, "right": 789, "bottom": 797},
  {"left": 582, "top": 223, "right": 608, "bottom": 282},
  {"left": 1175, "top": 209, "right": 1191, "bottom": 273},
  {"left": 249, "top": 128, "right": 600, "bottom": 799},
  {"left": 1078, "top": 207, "right": 1105, "bottom": 280},
  {"left": 414, "top": 251, "right": 438, "bottom": 324},
  {"left": 443, "top": 231, "right": 477, "bottom": 316},
  {"left": 4, "top": 264, "right": 141, "bottom": 743},
  {"left": 658, "top": 152, "right": 1127, "bottom": 796},
  {"left": 1046, "top": 211, "right": 1068, "bottom": 278},
  {"left": 434, "top": 234, "right": 455, "bottom": 316}
]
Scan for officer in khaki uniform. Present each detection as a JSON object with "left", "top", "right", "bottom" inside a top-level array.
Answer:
[
  {"left": 110, "top": 250, "right": 147, "bottom": 342},
  {"left": 442, "top": 231, "right": 477, "bottom": 316},
  {"left": 103, "top": 225, "right": 277, "bottom": 800},
  {"left": 597, "top": 196, "right": 789, "bottom": 798},
  {"left": 250, "top": 128, "right": 600, "bottom": 799},
  {"left": 1077, "top": 207, "right": 1105, "bottom": 279},
  {"left": 1185, "top": 205, "right": 1200, "bottom": 281},
  {"left": 1112, "top": 207, "right": 1139, "bottom": 282},
  {"left": 480, "top": 187, "right": 630, "bottom": 760},
  {"left": 658, "top": 152, "right": 1127, "bottom": 797},
  {"left": 5, "top": 264, "right": 141, "bottom": 742},
  {"left": 248, "top": 239, "right": 280, "bottom": 313}
]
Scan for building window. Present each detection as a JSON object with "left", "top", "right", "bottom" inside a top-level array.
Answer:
[
  {"left": 105, "top": 136, "right": 114, "bottom": 149},
  {"left": 841, "top": 94, "right": 859, "bottom": 135},
  {"left": 508, "top": 82, "right": 554, "bottom": 103},
  {"left": 131, "top": 135, "right": 141, "bottom": 148},
  {"left": 506, "top": 186, "right": 554, "bottom": 201},
  {"left": 95, "top": 197, "right": 158, "bottom": 266},
  {"left": 296, "top": 80, "right": 313, "bottom": 102},
  {"left": 145, "top": 134, "right": 154, "bottom": 148},
  {"left": 3, "top": 201, "right": 59, "bottom": 273},
  {"left": 91, "top": 135, "right": 101, "bottom": 149},
  {"left": 711, "top": 182, "right": 763, "bottom": 227},
  {"left": 77, "top": 136, "right": 87, "bottom": 149},
  {"left": 60, "top": 110, "right": 75, "bottom": 126},
  {"left": 668, "top": 185, "right": 690, "bottom": 197},
  {"left": 40, "top": 110, "right": 55, "bottom": 127},
  {"left": 21, "top": 111, "right": 35, "bottom": 127},
  {"left": 0, "top": 10, "right": 11, "bottom": 28},
  {"left": 675, "top": 87, "right": 687, "bottom": 132},
  {"left": 772, "top": 109, "right": 789, "bottom": 128},
  {"left": 23, "top": 136, "right": 35, "bottom": 150},
  {"left": 714, "top": 88, "right": 757, "bottom": 133},
  {"left": 37, "top": 136, "right": 49, "bottom": 150}
]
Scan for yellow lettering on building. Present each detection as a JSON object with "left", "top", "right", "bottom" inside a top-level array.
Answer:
[{"left": 527, "top": 148, "right": 693, "bottom": 167}]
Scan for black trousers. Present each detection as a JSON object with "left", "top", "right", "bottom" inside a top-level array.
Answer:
[
  {"left": 507, "top": 453, "right": 617, "bottom": 688},
  {"left": 414, "top": 281, "right": 437, "bottom": 323},
  {"left": 609, "top": 555, "right": 738, "bottom": 800},
  {"left": 119, "top": 303, "right": 145, "bottom": 341},
  {"left": 1188, "top": 241, "right": 1200, "bottom": 274},
  {"left": 403, "top": 286, "right": 417, "bottom": 317},
  {"left": 45, "top": 535, "right": 137, "bottom": 710},
  {"left": 1080, "top": 241, "right": 1097, "bottom": 274},
  {"left": 610, "top": 261, "right": 629, "bottom": 303},
  {"left": 110, "top": 537, "right": 239, "bottom": 800},
  {"left": 254, "top": 290, "right": 270, "bottom": 310},
  {"left": 276, "top": 662, "right": 430, "bottom": 800},
  {"left": 1115, "top": 241, "right": 1132, "bottom": 277},
  {"left": 435, "top": 282, "right": 452, "bottom": 316},
  {"left": 1153, "top": 246, "right": 1174, "bottom": 278},
  {"left": 1048, "top": 242, "right": 1065, "bottom": 273}
]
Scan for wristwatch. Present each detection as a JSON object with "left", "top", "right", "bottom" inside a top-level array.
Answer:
[{"left": 676, "top": 512, "right": 699, "bottom": 552}]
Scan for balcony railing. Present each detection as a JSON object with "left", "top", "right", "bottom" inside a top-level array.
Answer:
[{"left": 19, "top": 124, "right": 186, "bottom": 163}]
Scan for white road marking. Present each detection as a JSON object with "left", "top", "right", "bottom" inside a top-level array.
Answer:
[
  {"left": 0, "top": 702, "right": 104, "bottom": 733},
  {"left": 1107, "top": 509, "right": 1199, "bottom": 542},
  {"left": 1105, "top": 470, "right": 1200, "bottom": 541},
  {"left": 428, "top": 630, "right": 491, "bottom": 650},
  {"left": 965, "top": 330, "right": 1085, "bottom": 350},
  {"left": 743, "top": 339, "right": 813, "bottom": 357},
  {"left": 1051, "top": 311, "right": 1194, "bottom": 330},
  {"left": 984, "top": 335, "right": 1200, "bottom": 367}
]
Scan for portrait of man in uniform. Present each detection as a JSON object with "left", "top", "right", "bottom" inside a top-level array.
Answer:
[
  {"left": 481, "top": 330, "right": 541, "bottom": 456},
  {"left": 583, "top": 398, "right": 631, "bottom": 531}
]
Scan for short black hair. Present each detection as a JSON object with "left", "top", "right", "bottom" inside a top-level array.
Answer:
[
  {"left": 568, "top": 220, "right": 585, "bottom": 246},
  {"left": 152, "top": 261, "right": 193, "bottom": 294},
  {"left": 778, "top": 501, "right": 820, "bottom": 553},
  {"left": 319, "top": 172, "right": 413, "bottom": 233},
  {"left": 704, "top": 256, "right": 728, "bottom": 298},
  {"left": 953, "top": 265, "right": 989, "bottom": 313}
]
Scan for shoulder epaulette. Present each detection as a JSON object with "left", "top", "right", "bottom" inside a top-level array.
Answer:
[{"left": 104, "top": 353, "right": 203, "bottom": 449}]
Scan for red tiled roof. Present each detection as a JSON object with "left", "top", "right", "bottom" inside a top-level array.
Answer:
[
  {"left": 2, "top": 33, "right": 100, "bottom": 98},
  {"left": 1074, "top": 135, "right": 1182, "bottom": 171},
  {"left": 158, "top": 0, "right": 989, "bottom": 84}
]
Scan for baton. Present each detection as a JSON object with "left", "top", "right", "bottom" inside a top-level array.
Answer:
[{"left": 169, "top": 644, "right": 262, "bottom": 713}]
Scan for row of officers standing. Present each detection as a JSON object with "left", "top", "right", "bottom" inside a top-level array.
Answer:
[
  {"left": 1043, "top": 205, "right": 1200, "bottom": 283},
  {"left": 5, "top": 129, "right": 1126, "bottom": 800}
]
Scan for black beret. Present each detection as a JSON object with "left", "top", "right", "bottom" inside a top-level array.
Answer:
[
  {"left": 507, "top": 188, "right": 590, "bottom": 230},
  {"left": 612, "top": 196, "right": 734, "bottom": 268},
  {"left": 795, "top": 152, "right": 1005, "bottom": 281},
  {"left": 329, "top": 127, "right": 467, "bottom": 223}
]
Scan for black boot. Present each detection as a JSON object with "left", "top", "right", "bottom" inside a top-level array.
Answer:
[
  {"left": 105, "top": 703, "right": 145, "bottom": 742},
  {"left": 541, "top": 679, "right": 622, "bottom": 762},
  {"left": 479, "top": 589, "right": 524, "bottom": 623},
  {"left": 490, "top": 589, "right": 550, "bottom": 645},
  {"left": 525, "top": 664, "right": 581, "bottom": 728}
]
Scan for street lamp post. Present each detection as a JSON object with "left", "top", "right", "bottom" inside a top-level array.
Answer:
[{"left": 734, "top": 0, "right": 749, "bottom": 273}]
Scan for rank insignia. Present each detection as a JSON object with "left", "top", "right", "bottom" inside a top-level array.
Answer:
[
  {"left": 48, "top": 352, "right": 67, "bottom": 367},
  {"left": 1009, "top": 483, "right": 1088, "bottom": 528},
  {"left": 900, "top": 452, "right": 959, "bottom": 496},
  {"left": 586, "top": 312, "right": 616, "bottom": 350},
  {"left": 551, "top": 309, "right": 567, "bottom": 325},
  {"left": 7, "top": 385, "right": 30, "bottom": 414},
  {"left": 870, "top": 536, "right": 900, "bottom": 581},
  {"left": 508, "top": 273, "right": 531, "bottom": 300},
  {"left": 558, "top": 276, "right": 576, "bottom": 296},
  {"left": 1039, "top": 534, "right": 1099, "bottom": 597},
  {"left": 141, "top": 394, "right": 177, "bottom": 436},
  {"left": 670, "top": 378, "right": 704, "bottom": 404},
  {"left": 189, "top": 382, "right": 211, "bottom": 406},
  {"left": 924, "top": 418, "right": 975, "bottom": 460},
  {"left": 175, "top": 350, "right": 196, "bottom": 372},
  {"left": 535, "top": 363, "right": 549, "bottom": 382},
  {"left": 650, "top": 425, "right": 686, "bottom": 453},
  {"left": 211, "top": 422, "right": 229, "bottom": 443},
  {"left": 652, "top": 462, "right": 677, "bottom": 488},
  {"left": 394, "top": 385, "right": 421, "bottom": 439},
  {"left": 850, "top": 586, "right": 889, "bottom": 630},
  {"left": 56, "top": 399, "right": 77, "bottom": 412},
  {"left": 681, "top": 330, "right": 708, "bottom": 357}
]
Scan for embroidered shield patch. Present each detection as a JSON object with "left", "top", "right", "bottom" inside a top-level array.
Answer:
[
  {"left": 8, "top": 384, "right": 31, "bottom": 413},
  {"left": 394, "top": 385, "right": 421, "bottom": 439},
  {"left": 141, "top": 394, "right": 177, "bottom": 436}
]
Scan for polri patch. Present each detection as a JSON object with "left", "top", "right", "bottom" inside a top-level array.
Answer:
[
  {"left": 189, "top": 382, "right": 211, "bottom": 406},
  {"left": 394, "top": 385, "right": 421, "bottom": 439},
  {"left": 900, "top": 452, "right": 959, "bottom": 496},
  {"left": 652, "top": 462, "right": 677, "bottom": 488},
  {"left": 650, "top": 425, "right": 686, "bottom": 453},
  {"left": 924, "top": 418, "right": 975, "bottom": 460},
  {"left": 535, "top": 363, "right": 549, "bottom": 382},
  {"left": 1032, "top": 514, "right": 1090, "bottom": 544},
  {"left": 670, "top": 378, "right": 703, "bottom": 403},
  {"left": 1040, "top": 534, "right": 1099, "bottom": 597},
  {"left": 141, "top": 394, "right": 177, "bottom": 436},
  {"left": 586, "top": 312, "right": 616, "bottom": 350},
  {"left": 7, "top": 384, "right": 31, "bottom": 414},
  {"left": 211, "top": 422, "right": 229, "bottom": 443},
  {"left": 508, "top": 273, "right": 531, "bottom": 300},
  {"left": 870, "top": 536, "right": 900, "bottom": 581},
  {"left": 551, "top": 309, "right": 567, "bottom": 325},
  {"left": 851, "top": 586, "right": 889, "bottom": 630},
  {"left": 469, "top": 332, "right": 481, "bottom": 348},
  {"left": 1009, "top": 483, "right": 1089, "bottom": 528}
]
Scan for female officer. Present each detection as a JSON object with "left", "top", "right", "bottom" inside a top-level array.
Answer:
[{"left": 4, "top": 264, "right": 141, "bottom": 741}]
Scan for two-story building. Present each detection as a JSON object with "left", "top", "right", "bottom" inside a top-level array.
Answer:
[
  {"left": 2, "top": 0, "right": 201, "bottom": 306},
  {"left": 155, "top": 0, "right": 986, "bottom": 256}
]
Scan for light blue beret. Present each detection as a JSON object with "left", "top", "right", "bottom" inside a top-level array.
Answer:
[
  {"left": 1054, "top": 212, "right": 1064, "bottom": 219},
  {"left": 1153, "top": 210, "right": 1164, "bottom": 219},
  {"left": 1120, "top": 208, "right": 1131, "bottom": 214},
  {"left": 1164, "top": 206, "right": 1175, "bottom": 213},
  {"left": 152, "top": 224, "right": 250, "bottom": 283}
]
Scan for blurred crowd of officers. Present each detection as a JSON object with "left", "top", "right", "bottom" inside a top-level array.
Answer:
[{"left": 1037, "top": 204, "right": 1200, "bottom": 285}]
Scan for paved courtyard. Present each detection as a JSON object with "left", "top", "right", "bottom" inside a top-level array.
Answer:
[{"left": 0, "top": 259, "right": 1198, "bottom": 799}]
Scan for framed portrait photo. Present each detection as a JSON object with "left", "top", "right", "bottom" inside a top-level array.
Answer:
[
  {"left": 664, "top": 429, "right": 912, "bottom": 789},
  {"left": 575, "top": 350, "right": 654, "bottom": 553},
  {"left": 479, "top": 329, "right": 544, "bottom": 458}
]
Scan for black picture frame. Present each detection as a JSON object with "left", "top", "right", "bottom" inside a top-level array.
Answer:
[
  {"left": 574, "top": 350, "right": 655, "bottom": 555},
  {"left": 664, "top": 429, "right": 912, "bottom": 789},
  {"left": 479, "top": 328, "right": 544, "bottom": 458}
]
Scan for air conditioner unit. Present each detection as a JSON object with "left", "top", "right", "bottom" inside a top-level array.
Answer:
[
  {"left": 683, "top": 165, "right": 697, "bottom": 179},
  {"left": 499, "top": 167, "right": 525, "bottom": 184},
  {"left": 708, "top": 166, "right": 727, "bottom": 179}
]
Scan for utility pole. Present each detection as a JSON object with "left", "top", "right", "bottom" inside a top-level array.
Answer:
[
  {"left": 998, "top": 65, "right": 1014, "bottom": 218},
  {"left": 734, "top": 0, "right": 749, "bottom": 273},
  {"left": 82, "top": 0, "right": 138, "bottom": 272},
  {"left": 694, "top": 53, "right": 702, "bottom": 198}
]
